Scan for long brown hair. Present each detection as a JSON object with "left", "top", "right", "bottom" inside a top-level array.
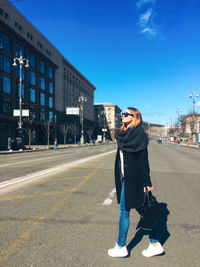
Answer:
[{"left": 120, "top": 107, "right": 143, "bottom": 131}]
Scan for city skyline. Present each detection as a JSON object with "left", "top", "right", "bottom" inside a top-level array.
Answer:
[{"left": 11, "top": 0, "right": 200, "bottom": 125}]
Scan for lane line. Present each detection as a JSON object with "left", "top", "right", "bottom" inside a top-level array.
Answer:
[
  {"left": 0, "top": 153, "right": 80, "bottom": 168},
  {"left": 0, "top": 149, "right": 74, "bottom": 162},
  {"left": 0, "top": 148, "right": 114, "bottom": 168},
  {"left": 103, "top": 188, "right": 116, "bottom": 206},
  {"left": 0, "top": 150, "right": 116, "bottom": 190}
]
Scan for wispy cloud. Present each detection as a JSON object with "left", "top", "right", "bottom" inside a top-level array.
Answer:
[
  {"left": 139, "top": 8, "right": 153, "bottom": 27},
  {"left": 137, "top": 0, "right": 156, "bottom": 9},
  {"left": 136, "top": 1, "right": 163, "bottom": 39}
]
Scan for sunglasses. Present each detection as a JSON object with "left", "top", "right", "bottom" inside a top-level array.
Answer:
[{"left": 121, "top": 112, "right": 134, "bottom": 117}]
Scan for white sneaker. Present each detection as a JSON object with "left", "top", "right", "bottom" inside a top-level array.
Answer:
[
  {"left": 108, "top": 243, "right": 128, "bottom": 257},
  {"left": 142, "top": 242, "right": 164, "bottom": 257}
]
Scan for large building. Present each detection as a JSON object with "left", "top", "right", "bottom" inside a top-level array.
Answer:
[
  {"left": 94, "top": 103, "right": 121, "bottom": 141},
  {"left": 0, "top": 0, "right": 95, "bottom": 149}
]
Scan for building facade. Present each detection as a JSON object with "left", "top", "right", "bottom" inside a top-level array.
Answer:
[
  {"left": 0, "top": 0, "right": 95, "bottom": 149},
  {"left": 94, "top": 103, "right": 121, "bottom": 141}
]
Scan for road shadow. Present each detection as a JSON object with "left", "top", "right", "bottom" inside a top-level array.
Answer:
[{"left": 127, "top": 202, "right": 170, "bottom": 253}]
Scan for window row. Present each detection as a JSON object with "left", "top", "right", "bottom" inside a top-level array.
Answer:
[
  {"left": 0, "top": 70, "right": 54, "bottom": 93},
  {"left": 0, "top": 33, "right": 54, "bottom": 77},
  {"left": 0, "top": 75, "right": 54, "bottom": 108},
  {"left": 1, "top": 98, "right": 55, "bottom": 122}
]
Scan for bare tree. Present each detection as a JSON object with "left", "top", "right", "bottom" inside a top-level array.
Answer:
[
  {"left": 42, "top": 120, "right": 55, "bottom": 146},
  {"left": 179, "top": 115, "right": 187, "bottom": 137},
  {"left": 60, "top": 123, "right": 72, "bottom": 144},
  {"left": 23, "top": 113, "right": 36, "bottom": 148},
  {"left": 71, "top": 122, "right": 79, "bottom": 144},
  {"left": 86, "top": 128, "right": 94, "bottom": 143}
]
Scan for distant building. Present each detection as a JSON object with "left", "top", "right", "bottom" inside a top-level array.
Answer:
[
  {"left": 94, "top": 103, "right": 121, "bottom": 141},
  {"left": 143, "top": 122, "right": 165, "bottom": 138},
  {"left": 180, "top": 113, "right": 200, "bottom": 138},
  {"left": 0, "top": 0, "right": 95, "bottom": 149}
]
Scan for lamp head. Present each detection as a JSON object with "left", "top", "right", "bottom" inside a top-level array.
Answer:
[
  {"left": 25, "top": 60, "right": 29, "bottom": 68},
  {"left": 12, "top": 60, "right": 17, "bottom": 67}
]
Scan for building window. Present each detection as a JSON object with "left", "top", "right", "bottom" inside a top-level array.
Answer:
[
  {"left": 27, "top": 32, "right": 33, "bottom": 41},
  {"left": 18, "top": 25, "right": 22, "bottom": 31},
  {"left": 16, "top": 43, "right": 24, "bottom": 57},
  {"left": 2, "top": 98, "right": 11, "bottom": 115},
  {"left": 54, "top": 114, "right": 57, "bottom": 123},
  {"left": 48, "top": 66, "right": 53, "bottom": 79},
  {"left": 28, "top": 52, "right": 35, "bottom": 68},
  {"left": 39, "top": 77, "right": 45, "bottom": 90},
  {"left": 0, "top": 75, "right": 11, "bottom": 94},
  {"left": 16, "top": 64, "right": 25, "bottom": 80},
  {"left": 30, "top": 106, "right": 37, "bottom": 120},
  {"left": 0, "top": 54, "right": 11, "bottom": 73},
  {"left": 40, "top": 93, "right": 45, "bottom": 106},
  {"left": 29, "top": 88, "right": 36, "bottom": 103},
  {"left": 49, "top": 111, "right": 53, "bottom": 122},
  {"left": 4, "top": 13, "right": 9, "bottom": 20},
  {"left": 0, "top": 8, "right": 3, "bottom": 16},
  {"left": 29, "top": 70, "right": 36, "bottom": 86},
  {"left": 39, "top": 60, "right": 45, "bottom": 74},
  {"left": 14, "top": 21, "right": 22, "bottom": 31},
  {"left": 46, "top": 49, "right": 51, "bottom": 56},
  {"left": 0, "top": 32, "right": 11, "bottom": 53},
  {"left": 40, "top": 108, "right": 45, "bottom": 122},
  {"left": 49, "top": 81, "right": 53, "bottom": 94},
  {"left": 49, "top": 96, "right": 53, "bottom": 108},
  {"left": 17, "top": 82, "right": 25, "bottom": 98},
  {"left": 37, "top": 41, "right": 43, "bottom": 49}
]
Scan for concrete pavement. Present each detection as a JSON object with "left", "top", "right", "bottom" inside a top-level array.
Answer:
[{"left": 0, "top": 142, "right": 200, "bottom": 266}]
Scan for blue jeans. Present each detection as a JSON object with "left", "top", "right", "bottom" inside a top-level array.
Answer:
[{"left": 117, "top": 180, "right": 158, "bottom": 247}]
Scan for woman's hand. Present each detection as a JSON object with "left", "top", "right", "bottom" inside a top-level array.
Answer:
[{"left": 144, "top": 186, "right": 153, "bottom": 192}]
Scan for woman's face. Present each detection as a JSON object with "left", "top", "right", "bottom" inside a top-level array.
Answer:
[{"left": 121, "top": 109, "right": 134, "bottom": 125}]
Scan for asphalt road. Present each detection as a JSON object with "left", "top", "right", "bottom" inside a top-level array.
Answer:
[{"left": 0, "top": 142, "right": 200, "bottom": 266}]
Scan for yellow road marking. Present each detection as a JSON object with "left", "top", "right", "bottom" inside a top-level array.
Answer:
[
  {"left": 34, "top": 175, "right": 87, "bottom": 183},
  {"left": 0, "top": 166, "right": 102, "bottom": 264}
]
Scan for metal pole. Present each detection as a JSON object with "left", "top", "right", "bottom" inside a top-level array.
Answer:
[
  {"left": 103, "top": 111, "right": 105, "bottom": 143},
  {"left": 81, "top": 103, "right": 84, "bottom": 145},
  {"left": 19, "top": 62, "right": 22, "bottom": 129}
]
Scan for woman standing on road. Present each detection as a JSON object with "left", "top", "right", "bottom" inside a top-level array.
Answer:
[{"left": 108, "top": 107, "right": 164, "bottom": 258}]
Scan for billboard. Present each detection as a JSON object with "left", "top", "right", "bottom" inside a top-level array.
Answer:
[{"left": 66, "top": 107, "right": 80, "bottom": 115}]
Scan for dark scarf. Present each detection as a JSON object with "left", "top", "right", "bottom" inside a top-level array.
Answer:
[{"left": 115, "top": 125, "right": 149, "bottom": 152}]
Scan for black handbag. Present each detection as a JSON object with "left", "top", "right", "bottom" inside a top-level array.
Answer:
[{"left": 137, "top": 189, "right": 162, "bottom": 231}]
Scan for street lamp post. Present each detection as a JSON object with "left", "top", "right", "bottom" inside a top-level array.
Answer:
[
  {"left": 189, "top": 91, "right": 199, "bottom": 143},
  {"left": 101, "top": 110, "right": 106, "bottom": 143},
  {"left": 78, "top": 95, "right": 87, "bottom": 145},
  {"left": 13, "top": 53, "right": 29, "bottom": 131},
  {"left": 176, "top": 108, "right": 182, "bottom": 137}
]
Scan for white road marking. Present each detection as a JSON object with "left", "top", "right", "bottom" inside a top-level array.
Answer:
[
  {"left": 0, "top": 150, "right": 74, "bottom": 162},
  {"left": 0, "top": 151, "right": 81, "bottom": 168},
  {"left": 0, "top": 150, "right": 116, "bottom": 190},
  {"left": 103, "top": 188, "right": 116, "bottom": 206}
]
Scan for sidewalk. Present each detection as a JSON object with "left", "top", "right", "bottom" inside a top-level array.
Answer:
[
  {"left": 163, "top": 141, "right": 200, "bottom": 149},
  {"left": 0, "top": 142, "right": 113, "bottom": 154}
]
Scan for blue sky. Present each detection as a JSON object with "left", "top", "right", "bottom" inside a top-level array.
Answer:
[{"left": 12, "top": 0, "right": 200, "bottom": 125}]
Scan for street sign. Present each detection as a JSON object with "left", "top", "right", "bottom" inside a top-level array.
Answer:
[
  {"left": 66, "top": 107, "right": 80, "bottom": 115},
  {"left": 13, "top": 109, "right": 29, "bottom": 117}
]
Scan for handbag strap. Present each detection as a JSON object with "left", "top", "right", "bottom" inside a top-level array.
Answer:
[{"left": 144, "top": 187, "right": 152, "bottom": 207}]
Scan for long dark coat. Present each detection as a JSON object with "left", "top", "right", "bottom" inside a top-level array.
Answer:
[{"left": 114, "top": 147, "right": 152, "bottom": 210}]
